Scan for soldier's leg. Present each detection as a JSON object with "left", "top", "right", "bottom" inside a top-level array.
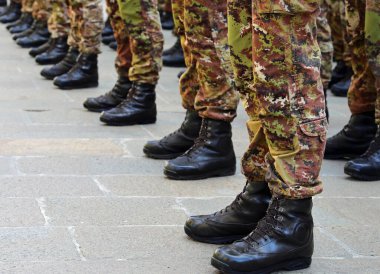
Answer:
[
  {"left": 324, "top": 0, "right": 378, "bottom": 160},
  {"left": 183, "top": 0, "right": 271, "bottom": 244},
  {"left": 16, "top": 0, "right": 50, "bottom": 48},
  {"left": 7, "top": 0, "right": 34, "bottom": 33},
  {"left": 344, "top": 0, "right": 380, "bottom": 180},
  {"left": 35, "top": 0, "right": 70, "bottom": 65},
  {"left": 53, "top": 0, "right": 102, "bottom": 89},
  {"left": 99, "top": 0, "right": 163, "bottom": 125},
  {"left": 83, "top": 0, "right": 133, "bottom": 112},
  {"left": 212, "top": 1, "right": 327, "bottom": 272}
]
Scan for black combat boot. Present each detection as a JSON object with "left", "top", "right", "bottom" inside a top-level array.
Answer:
[
  {"left": 100, "top": 83, "right": 157, "bottom": 126},
  {"left": 102, "top": 34, "right": 115, "bottom": 45},
  {"left": 163, "top": 38, "right": 186, "bottom": 67},
  {"left": 29, "top": 38, "right": 52, "bottom": 57},
  {"left": 0, "top": 1, "right": 21, "bottom": 24},
  {"left": 185, "top": 182, "right": 271, "bottom": 244},
  {"left": 8, "top": 12, "right": 33, "bottom": 34},
  {"left": 212, "top": 197, "right": 314, "bottom": 274},
  {"left": 35, "top": 36, "right": 68, "bottom": 65},
  {"left": 16, "top": 20, "right": 50, "bottom": 48},
  {"left": 109, "top": 41, "right": 117, "bottom": 51},
  {"left": 329, "top": 60, "right": 352, "bottom": 88},
  {"left": 40, "top": 47, "right": 79, "bottom": 80},
  {"left": 0, "top": 2, "right": 7, "bottom": 15},
  {"left": 344, "top": 127, "right": 380, "bottom": 181},
  {"left": 143, "top": 110, "right": 202, "bottom": 159},
  {"left": 0, "top": 0, "right": 6, "bottom": 7},
  {"left": 102, "top": 18, "right": 113, "bottom": 37},
  {"left": 83, "top": 77, "right": 132, "bottom": 112},
  {"left": 331, "top": 74, "right": 352, "bottom": 97},
  {"left": 160, "top": 11, "right": 174, "bottom": 30},
  {"left": 164, "top": 118, "right": 236, "bottom": 180},
  {"left": 12, "top": 20, "right": 35, "bottom": 40},
  {"left": 54, "top": 53, "right": 98, "bottom": 89},
  {"left": 324, "top": 112, "right": 377, "bottom": 159}
]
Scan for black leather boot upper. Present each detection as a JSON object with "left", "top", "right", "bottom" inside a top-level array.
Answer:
[
  {"left": 40, "top": 47, "right": 79, "bottom": 80},
  {"left": 331, "top": 71, "right": 352, "bottom": 97},
  {"left": 324, "top": 112, "right": 377, "bottom": 159},
  {"left": 185, "top": 181, "right": 271, "bottom": 244},
  {"left": 163, "top": 38, "right": 185, "bottom": 67},
  {"left": 83, "top": 77, "right": 132, "bottom": 112},
  {"left": 345, "top": 127, "right": 380, "bottom": 181},
  {"left": 102, "top": 34, "right": 115, "bottom": 45},
  {"left": 102, "top": 18, "right": 113, "bottom": 37},
  {"left": 0, "top": 0, "right": 7, "bottom": 7},
  {"left": 160, "top": 12, "right": 174, "bottom": 30},
  {"left": 53, "top": 53, "right": 98, "bottom": 90},
  {"left": 16, "top": 20, "right": 50, "bottom": 48},
  {"left": 35, "top": 36, "right": 69, "bottom": 65},
  {"left": 164, "top": 118, "right": 236, "bottom": 180},
  {"left": 12, "top": 20, "right": 35, "bottom": 40},
  {"left": 100, "top": 83, "right": 157, "bottom": 126},
  {"left": 0, "top": 1, "right": 21, "bottom": 23},
  {"left": 329, "top": 61, "right": 352, "bottom": 88},
  {"left": 29, "top": 39, "right": 52, "bottom": 57},
  {"left": 143, "top": 110, "right": 202, "bottom": 159},
  {"left": 212, "top": 197, "right": 314, "bottom": 274},
  {"left": 109, "top": 41, "right": 117, "bottom": 51},
  {"left": 8, "top": 12, "right": 33, "bottom": 34}
]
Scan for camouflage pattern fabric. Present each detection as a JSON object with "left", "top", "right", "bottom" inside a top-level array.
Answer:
[
  {"left": 317, "top": 0, "right": 333, "bottom": 90},
  {"left": 67, "top": 0, "right": 103, "bottom": 54},
  {"left": 229, "top": 0, "right": 327, "bottom": 199},
  {"left": 21, "top": 0, "right": 34, "bottom": 13},
  {"left": 114, "top": 0, "right": 163, "bottom": 84},
  {"left": 159, "top": 0, "right": 172, "bottom": 13},
  {"left": 172, "top": 0, "right": 239, "bottom": 121},
  {"left": 346, "top": 0, "right": 380, "bottom": 122},
  {"left": 48, "top": 0, "right": 70, "bottom": 39},
  {"left": 32, "top": 0, "right": 51, "bottom": 22},
  {"left": 327, "top": 0, "right": 351, "bottom": 64}
]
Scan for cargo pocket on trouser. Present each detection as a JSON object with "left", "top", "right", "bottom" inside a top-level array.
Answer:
[
  {"left": 255, "top": 0, "right": 319, "bottom": 14},
  {"left": 241, "top": 120, "right": 269, "bottom": 182},
  {"left": 266, "top": 118, "right": 327, "bottom": 199}
]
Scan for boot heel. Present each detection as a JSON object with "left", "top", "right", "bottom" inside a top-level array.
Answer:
[{"left": 283, "top": 257, "right": 312, "bottom": 271}]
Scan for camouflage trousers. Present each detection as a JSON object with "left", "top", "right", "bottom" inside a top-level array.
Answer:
[
  {"left": 48, "top": 0, "right": 70, "bottom": 38},
  {"left": 158, "top": 0, "right": 171, "bottom": 13},
  {"left": 327, "top": 0, "right": 351, "bottom": 64},
  {"left": 32, "top": 0, "right": 51, "bottom": 22},
  {"left": 346, "top": 0, "right": 380, "bottom": 123},
  {"left": 318, "top": 0, "right": 333, "bottom": 90},
  {"left": 106, "top": 0, "right": 163, "bottom": 84},
  {"left": 228, "top": 0, "right": 327, "bottom": 199},
  {"left": 172, "top": 0, "right": 239, "bottom": 121},
  {"left": 67, "top": 0, "right": 103, "bottom": 54},
  {"left": 21, "top": 0, "right": 34, "bottom": 13}
]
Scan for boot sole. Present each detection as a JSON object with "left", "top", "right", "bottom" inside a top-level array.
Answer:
[
  {"left": 83, "top": 106, "right": 113, "bottom": 113},
  {"left": 184, "top": 225, "right": 245, "bottom": 244},
  {"left": 211, "top": 256, "right": 312, "bottom": 274},
  {"left": 344, "top": 169, "right": 380, "bottom": 181},
  {"left": 142, "top": 148, "right": 184, "bottom": 160},
  {"left": 54, "top": 82, "right": 99, "bottom": 90},
  {"left": 164, "top": 167, "right": 236, "bottom": 180},
  {"left": 100, "top": 118, "right": 156, "bottom": 126}
]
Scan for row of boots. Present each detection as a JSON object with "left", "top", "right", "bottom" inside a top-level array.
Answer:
[{"left": 325, "top": 111, "right": 380, "bottom": 181}]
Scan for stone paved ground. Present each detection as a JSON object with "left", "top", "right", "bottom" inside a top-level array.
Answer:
[{"left": 0, "top": 24, "right": 380, "bottom": 274}]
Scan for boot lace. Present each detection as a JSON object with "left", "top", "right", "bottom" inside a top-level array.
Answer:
[
  {"left": 212, "top": 183, "right": 248, "bottom": 216},
  {"left": 183, "top": 119, "right": 208, "bottom": 157},
  {"left": 243, "top": 198, "right": 283, "bottom": 246},
  {"left": 362, "top": 130, "right": 380, "bottom": 157}
]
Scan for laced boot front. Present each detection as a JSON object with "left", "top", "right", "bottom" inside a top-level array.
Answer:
[
  {"left": 53, "top": 53, "right": 98, "bottom": 89},
  {"left": 164, "top": 118, "right": 236, "bottom": 180},
  {"left": 16, "top": 20, "right": 50, "bottom": 48},
  {"left": 143, "top": 110, "right": 202, "bottom": 159},
  {"left": 345, "top": 126, "right": 380, "bottom": 180},
  {"left": 83, "top": 77, "right": 132, "bottom": 112},
  {"left": 324, "top": 112, "right": 377, "bottom": 159},
  {"left": 212, "top": 197, "right": 314, "bottom": 274},
  {"left": 99, "top": 83, "right": 157, "bottom": 126},
  {"left": 35, "top": 36, "right": 69, "bottom": 65},
  {"left": 185, "top": 181, "right": 271, "bottom": 244},
  {"left": 8, "top": 12, "right": 33, "bottom": 34}
]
